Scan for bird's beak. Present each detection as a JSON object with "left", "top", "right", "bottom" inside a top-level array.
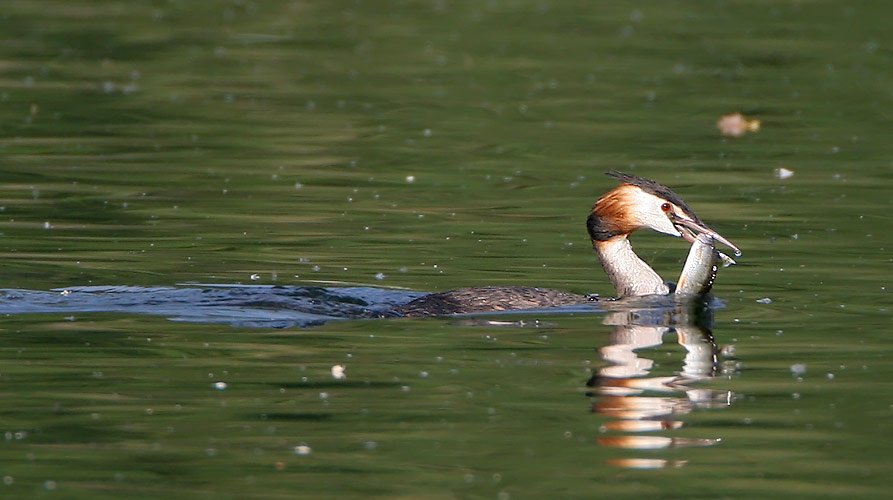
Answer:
[{"left": 669, "top": 212, "right": 742, "bottom": 257}]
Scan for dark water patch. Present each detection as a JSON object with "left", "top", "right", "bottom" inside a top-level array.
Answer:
[{"left": 260, "top": 412, "right": 335, "bottom": 422}]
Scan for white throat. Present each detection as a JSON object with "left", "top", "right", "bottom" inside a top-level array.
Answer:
[{"left": 595, "top": 237, "right": 669, "bottom": 297}]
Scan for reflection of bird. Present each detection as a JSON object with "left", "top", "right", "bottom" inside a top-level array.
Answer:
[
  {"left": 587, "top": 171, "right": 740, "bottom": 298},
  {"left": 397, "top": 171, "right": 740, "bottom": 316}
]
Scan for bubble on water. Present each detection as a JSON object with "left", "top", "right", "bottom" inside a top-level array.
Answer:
[
  {"left": 405, "top": 175, "right": 416, "bottom": 183},
  {"left": 331, "top": 365, "right": 346, "bottom": 380},
  {"left": 43, "top": 221, "right": 51, "bottom": 229},
  {"left": 756, "top": 297, "right": 772, "bottom": 304},
  {"left": 790, "top": 363, "right": 807, "bottom": 376},
  {"left": 213, "top": 381, "right": 228, "bottom": 391},
  {"left": 774, "top": 167, "right": 794, "bottom": 180},
  {"left": 250, "top": 273, "right": 260, "bottom": 280},
  {"left": 319, "top": 392, "right": 329, "bottom": 400},
  {"left": 374, "top": 272, "right": 386, "bottom": 280},
  {"left": 826, "top": 373, "right": 835, "bottom": 380},
  {"left": 363, "top": 440, "right": 378, "bottom": 451},
  {"left": 294, "top": 444, "right": 312, "bottom": 456},
  {"left": 44, "top": 480, "right": 56, "bottom": 491},
  {"left": 3, "top": 475, "right": 12, "bottom": 485}
]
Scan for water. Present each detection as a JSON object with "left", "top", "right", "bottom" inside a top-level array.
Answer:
[
  {"left": 0, "top": 285, "right": 425, "bottom": 328},
  {"left": 2, "top": 1, "right": 892, "bottom": 498}
]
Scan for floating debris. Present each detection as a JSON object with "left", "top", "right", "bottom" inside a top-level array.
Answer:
[
  {"left": 756, "top": 297, "right": 772, "bottom": 304},
  {"left": 717, "top": 112, "right": 761, "bottom": 137},
  {"left": 331, "top": 364, "right": 346, "bottom": 380}
]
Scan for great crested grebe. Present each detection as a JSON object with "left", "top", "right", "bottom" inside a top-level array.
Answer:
[{"left": 397, "top": 171, "right": 740, "bottom": 317}]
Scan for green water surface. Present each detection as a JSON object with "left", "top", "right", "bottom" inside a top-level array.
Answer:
[{"left": 1, "top": 1, "right": 892, "bottom": 498}]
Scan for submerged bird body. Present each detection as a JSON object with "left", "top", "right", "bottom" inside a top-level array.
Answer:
[
  {"left": 397, "top": 286, "right": 594, "bottom": 318},
  {"left": 396, "top": 171, "right": 740, "bottom": 317}
]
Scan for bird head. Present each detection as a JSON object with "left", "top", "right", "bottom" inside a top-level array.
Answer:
[{"left": 587, "top": 171, "right": 741, "bottom": 257}]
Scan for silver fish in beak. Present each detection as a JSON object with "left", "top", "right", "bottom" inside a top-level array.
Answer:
[{"left": 675, "top": 233, "right": 721, "bottom": 296}]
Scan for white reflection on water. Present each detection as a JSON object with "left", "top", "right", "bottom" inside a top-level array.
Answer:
[{"left": 588, "top": 299, "right": 734, "bottom": 468}]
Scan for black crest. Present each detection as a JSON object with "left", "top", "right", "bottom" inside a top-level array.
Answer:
[{"left": 604, "top": 170, "right": 702, "bottom": 223}]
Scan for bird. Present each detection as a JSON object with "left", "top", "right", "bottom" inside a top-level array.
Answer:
[
  {"left": 396, "top": 171, "right": 740, "bottom": 317},
  {"left": 587, "top": 170, "right": 740, "bottom": 298}
]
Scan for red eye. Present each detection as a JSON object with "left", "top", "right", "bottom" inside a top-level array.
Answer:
[{"left": 661, "top": 202, "right": 672, "bottom": 212}]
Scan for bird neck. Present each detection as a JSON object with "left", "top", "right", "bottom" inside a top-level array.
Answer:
[{"left": 594, "top": 236, "right": 669, "bottom": 297}]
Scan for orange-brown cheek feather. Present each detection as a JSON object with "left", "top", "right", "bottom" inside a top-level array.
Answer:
[{"left": 594, "top": 187, "right": 638, "bottom": 234}]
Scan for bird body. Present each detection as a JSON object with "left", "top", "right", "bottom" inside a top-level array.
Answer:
[{"left": 397, "top": 171, "right": 740, "bottom": 316}]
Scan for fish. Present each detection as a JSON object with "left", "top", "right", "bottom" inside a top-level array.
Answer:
[{"left": 674, "top": 233, "right": 733, "bottom": 296}]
